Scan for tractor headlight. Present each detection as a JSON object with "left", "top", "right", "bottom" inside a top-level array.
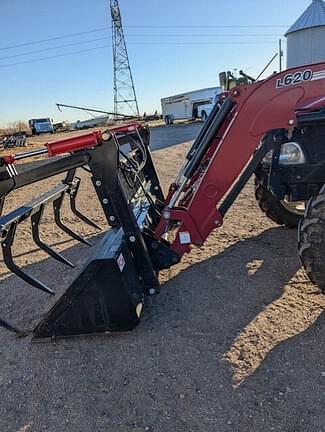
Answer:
[
  {"left": 279, "top": 142, "right": 306, "bottom": 165},
  {"left": 262, "top": 142, "right": 306, "bottom": 165}
]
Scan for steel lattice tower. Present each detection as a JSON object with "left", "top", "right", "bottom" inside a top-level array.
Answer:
[{"left": 110, "top": 0, "right": 140, "bottom": 117}]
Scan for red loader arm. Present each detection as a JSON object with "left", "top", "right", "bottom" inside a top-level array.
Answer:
[{"left": 155, "top": 62, "right": 325, "bottom": 256}]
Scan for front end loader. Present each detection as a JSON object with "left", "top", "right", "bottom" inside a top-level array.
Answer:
[{"left": 0, "top": 62, "right": 324, "bottom": 339}]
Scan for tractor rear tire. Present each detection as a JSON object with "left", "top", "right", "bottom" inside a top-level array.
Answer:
[
  {"left": 255, "top": 182, "right": 302, "bottom": 228},
  {"left": 298, "top": 187, "right": 325, "bottom": 293}
]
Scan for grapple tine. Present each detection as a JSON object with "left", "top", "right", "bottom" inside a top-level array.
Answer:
[
  {"left": 0, "top": 317, "right": 23, "bottom": 334},
  {"left": 31, "top": 206, "right": 75, "bottom": 268},
  {"left": 2, "top": 223, "right": 55, "bottom": 295},
  {"left": 69, "top": 178, "right": 101, "bottom": 230},
  {"left": 53, "top": 193, "right": 91, "bottom": 246},
  {"left": 0, "top": 196, "right": 5, "bottom": 216}
]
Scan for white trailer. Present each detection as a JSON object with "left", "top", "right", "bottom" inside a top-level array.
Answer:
[{"left": 161, "top": 86, "right": 222, "bottom": 124}]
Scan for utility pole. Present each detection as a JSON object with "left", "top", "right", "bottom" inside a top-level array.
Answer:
[
  {"left": 279, "top": 39, "right": 283, "bottom": 72},
  {"left": 110, "top": 0, "right": 140, "bottom": 117}
]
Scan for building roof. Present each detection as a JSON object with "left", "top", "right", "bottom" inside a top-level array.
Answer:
[{"left": 285, "top": 0, "right": 325, "bottom": 36}]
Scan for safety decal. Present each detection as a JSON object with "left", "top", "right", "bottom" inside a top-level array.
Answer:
[
  {"left": 117, "top": 253, "right": 126, "bottom": 272},
  {"left": 179, "top": 231, "right": 191, "bottom": 245}
]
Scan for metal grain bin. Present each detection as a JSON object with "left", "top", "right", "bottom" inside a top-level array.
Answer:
[{"left": 286, "top": 0, "right": 325, "bottom": 68}]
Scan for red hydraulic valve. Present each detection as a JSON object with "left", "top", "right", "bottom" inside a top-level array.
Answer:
[{"left": 45, "top": 130, "right": 103, "bottom": 157}]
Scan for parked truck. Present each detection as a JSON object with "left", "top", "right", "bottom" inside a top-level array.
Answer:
[
  {"left": 28, "top": 118, "right": 54, "bottom": 135},
  {"left": 161, "top": 87, "right": 222, "bottom": 124}
]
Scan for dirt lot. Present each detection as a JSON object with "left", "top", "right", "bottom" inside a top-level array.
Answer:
[{"left": 0, "top": 124, "right": 324, "bottom": 432}]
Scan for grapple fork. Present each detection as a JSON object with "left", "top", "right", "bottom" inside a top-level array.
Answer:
[{"left": 0, "top": 124, "right": 174, "bottom": 338}]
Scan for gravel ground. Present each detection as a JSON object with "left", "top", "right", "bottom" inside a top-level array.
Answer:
[{"left": 0, "top": 124, "right": 324, "bottom": 432}]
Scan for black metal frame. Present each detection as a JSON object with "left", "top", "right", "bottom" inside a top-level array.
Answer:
[
  {"left": 219, "top": 131, "right": 282, "bottom": 216},
  {"left": 88, "top": 132, "right": 161, "bottom": 294},
  {"left": 0, "top": 125, "right": 167, "bottom": 336}
]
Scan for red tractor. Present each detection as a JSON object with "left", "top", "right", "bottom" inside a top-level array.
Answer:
[{"left": 0, "top": 62, "right": 324, "bottom": 338}]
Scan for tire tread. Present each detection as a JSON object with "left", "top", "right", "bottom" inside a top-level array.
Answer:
[
  {"left": 255, "top": 182, "right": 301, "bottom": 228},
  {"left": 298, "top": 192, "right": 325, "bottom": 293}
]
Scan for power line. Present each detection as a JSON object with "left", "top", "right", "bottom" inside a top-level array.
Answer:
[
  {"left": 125, "top": 33, "right": 283, "bottom": 37},
  {"left": 0, "top": 36, "right": 283, "bottom": 62},
  {"left": 0, "top": 25, "right": 288, "bottom": 51},
  {"left": 0, "top": 40, "right": 283, "bottom": 69},
  {"left": 0, "top": 27, "right": 109, "bottom": 51},
  {"left": 0, "top": 36, "right": 110, "bottom": 61},
  {"left": 129, "top": 41, "right": 279, "bottom": 45},
  {"left": 0, "top": 34, "right": 275, "bottom": 60},
  {"left": 0, "top": 45, "right": 110, "bottom": 68},
  {"left": 125, "top": 25, "right": 289, "bottom": 28}
]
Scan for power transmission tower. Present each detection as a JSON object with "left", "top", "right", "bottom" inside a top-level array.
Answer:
[{"left": 110, "top": 0, "right": 140, "bottom": 117}]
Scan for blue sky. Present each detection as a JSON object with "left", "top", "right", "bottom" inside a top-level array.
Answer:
[{"left": 0, "top": 0, "right": 312, "bottom": 126}]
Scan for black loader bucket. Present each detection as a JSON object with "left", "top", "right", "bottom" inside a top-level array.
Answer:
[
  {"left": 0, "top": 124, "right": 178, "bottom": 339},
  {"left": 34, "top": 229, "right": 144, "bottom": 338}
]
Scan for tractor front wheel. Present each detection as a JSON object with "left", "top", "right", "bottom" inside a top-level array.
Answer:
[
  {"left": 255, "top": 181, "right": 303, "bottom": 228},
  {"left": 298, "top": 186, "right": 325, "bottom": 293}
]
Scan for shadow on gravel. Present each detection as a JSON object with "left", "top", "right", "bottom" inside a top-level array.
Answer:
[
  {"left": 153, "top": 226, "right": 324, "bottom": 384},
  {"left": 0, "top": 226, "right": 324, "bottom": 431}
]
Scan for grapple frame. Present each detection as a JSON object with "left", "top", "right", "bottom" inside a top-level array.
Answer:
[{"left": 0, "top": 123, "right": 176, "bottom": 338}]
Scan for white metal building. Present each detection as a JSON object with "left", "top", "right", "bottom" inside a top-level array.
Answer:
[{"left": 285, "top": 0, "right": 325, "bottom": 68}]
